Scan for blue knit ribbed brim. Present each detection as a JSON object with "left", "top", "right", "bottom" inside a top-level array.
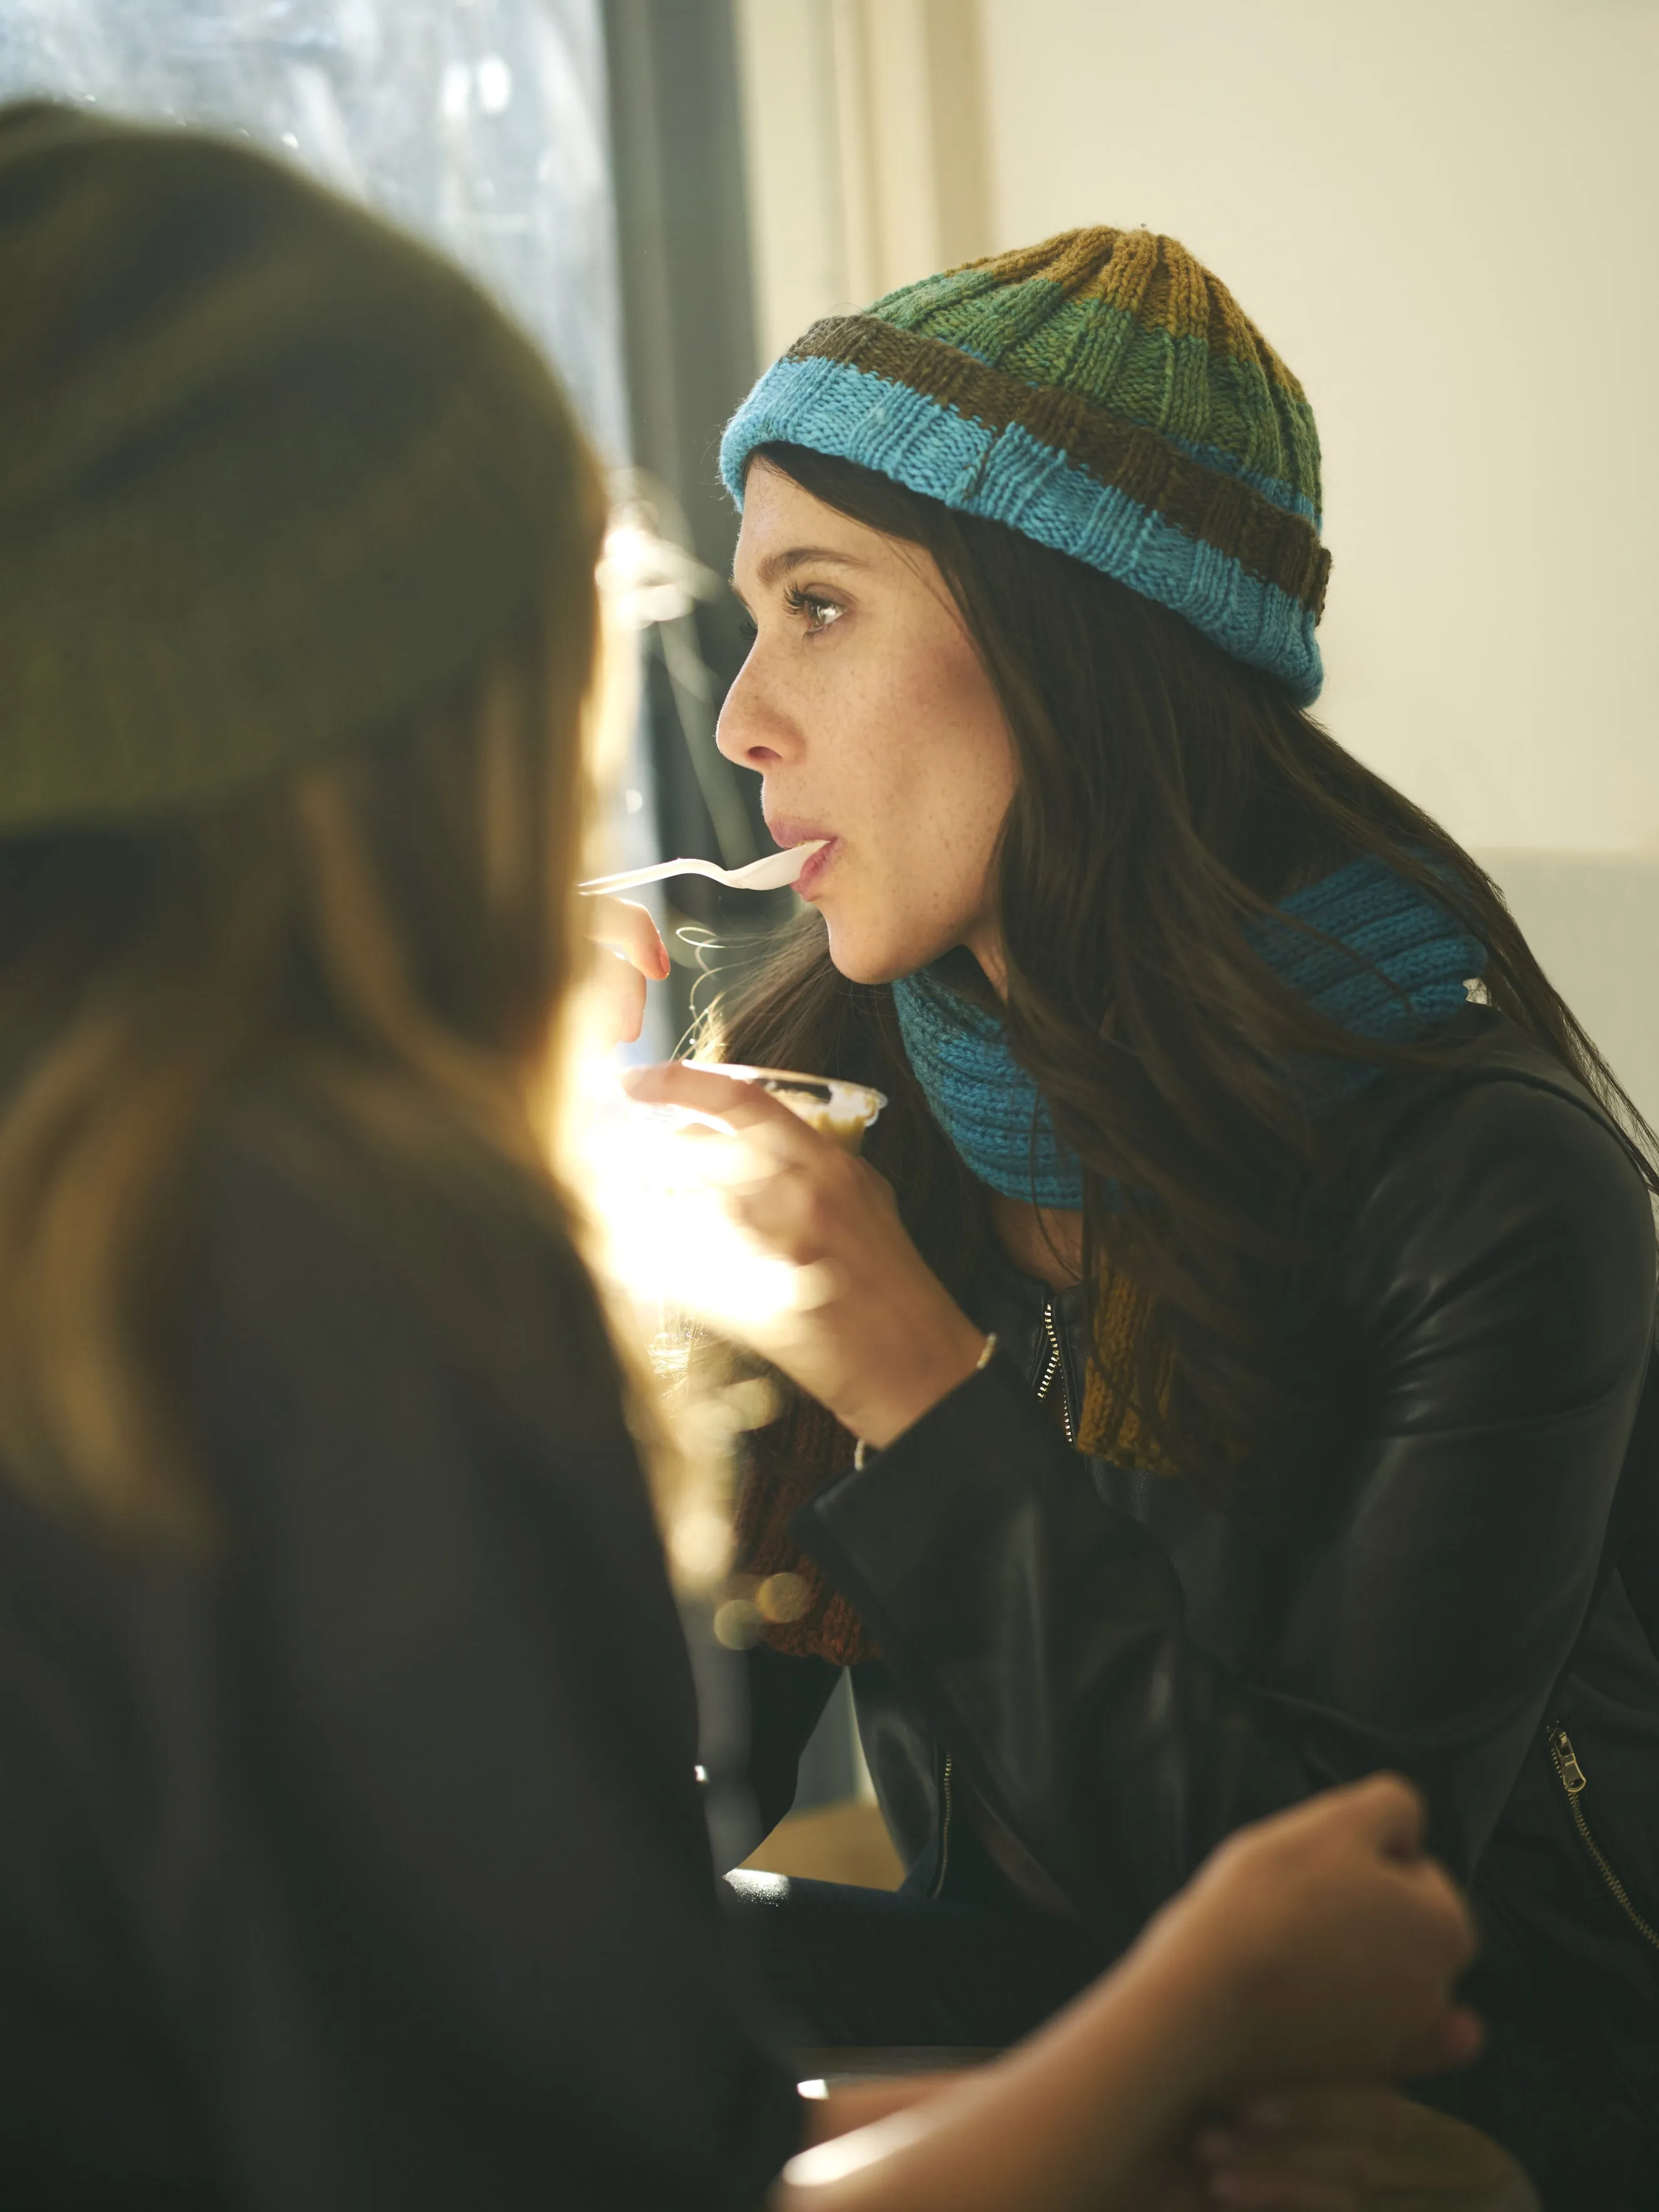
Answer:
[{"left": 721, "top": 351, "right": 1324, "bottom": 704}]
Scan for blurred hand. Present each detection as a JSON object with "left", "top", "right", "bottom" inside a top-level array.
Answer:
[
  {"left": 1135, "top": 1775, "right": 1481, "bottom": 2094},
  {"left": 1193, "top": 2086, "right": 1538, "bottom": 2212},
  {"left": 620, "top": 1060, "right": 984, "bottom": 1445},
  {"left": 586, "top": 896, "right": 669, "bottom": 1047},
  {"left": 1031, "top": 2089, "right": 1533, "bottom": 2212}
]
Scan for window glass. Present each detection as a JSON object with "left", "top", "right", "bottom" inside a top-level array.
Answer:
[
  {"left": 0, "top": 0, "right": 627, "bottom": 453},
  {"left": 0, "top": 0, "right": 665, "bottom": 1019}
]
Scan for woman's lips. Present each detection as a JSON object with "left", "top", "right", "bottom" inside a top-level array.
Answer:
[
  {"left": 792, "top": 836, "right": 838, "bottom": 898},
  {"left": 768, "top": 819, "right": 839, "bottom": 899}
]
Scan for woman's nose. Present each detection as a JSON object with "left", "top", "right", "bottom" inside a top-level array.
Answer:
[{"left": 715, "top": 656, "right": 790, "bottom": 769}]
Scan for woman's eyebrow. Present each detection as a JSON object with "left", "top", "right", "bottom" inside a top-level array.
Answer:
[{"left": 741, "top": 545, "right": 868, "bottom": 590}]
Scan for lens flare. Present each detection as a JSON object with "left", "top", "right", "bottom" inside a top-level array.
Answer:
[{"left": 570, "top": 1039, "right": 830, "bottom": 1341}]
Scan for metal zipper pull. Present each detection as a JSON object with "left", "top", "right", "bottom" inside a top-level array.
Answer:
[
  {"left": 1546, "top": 1719, "right": 1659, "bottom": 1952},
  {"left": 1552, "top": 1725, "right": 1588, "bottom": 1794}
]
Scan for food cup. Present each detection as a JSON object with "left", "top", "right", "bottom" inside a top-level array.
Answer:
[{"left": 710, "top": 1064, "right": 886, "bottom": 1154}]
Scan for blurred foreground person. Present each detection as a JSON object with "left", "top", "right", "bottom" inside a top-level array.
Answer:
[{"left": 0, "top": 103, "right": 1499, "bottom": 2212}]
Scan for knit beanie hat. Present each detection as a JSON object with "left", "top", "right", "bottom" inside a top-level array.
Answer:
[
  {"left": 0, "top": 101, "right": 599, "bottom": 831},
  {"left": 721, "top": 228, "right": 1330, "bottom": 703}
]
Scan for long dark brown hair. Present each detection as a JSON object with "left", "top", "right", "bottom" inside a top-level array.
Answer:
[{"left": 712, "top": 442, "right": 1657, "bottom": 1495}]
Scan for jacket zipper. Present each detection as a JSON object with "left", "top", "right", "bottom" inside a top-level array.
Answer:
[
  {"left": 1034, "top": 1297, "right": 1077, "bottom": 1445},
  {"left": 1547, "top": 1722, "right": 1659, "bottom": 1951},
  {"left": 928, "top": 1752, "right": 955, "bottom": 1899}
]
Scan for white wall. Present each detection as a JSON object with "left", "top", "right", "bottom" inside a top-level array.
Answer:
[
  {"left": 977, "top": 0, "right": 1659, "bottom": 856},
  {"left": 735, "top": 0, "right": 995, "bottom": 362}
]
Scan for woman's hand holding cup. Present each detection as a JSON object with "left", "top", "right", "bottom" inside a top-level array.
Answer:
[{"left": 620, "top": 1060, "right": 985, "bottom": 1448}]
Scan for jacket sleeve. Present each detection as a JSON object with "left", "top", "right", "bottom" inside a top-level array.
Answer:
[
  {"left": 737, "top": 1646, "right": 844, "bottom": 1854},
  {"left": 156, "top": 1139, "right": 799, "bottom": 2212},
  {"left": 798, "top": 1077, "right": 1657, "bottom": 1937}
]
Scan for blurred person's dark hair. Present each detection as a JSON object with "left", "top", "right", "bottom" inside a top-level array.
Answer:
[{"left": 0, "top": 102, "right": 608, "bottom": 1539}]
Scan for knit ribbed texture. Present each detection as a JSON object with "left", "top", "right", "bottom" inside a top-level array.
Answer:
[
  {"left": 892, "top": 858, "right": 1487, "bottom": 1216},
  {"left": 0, "top": 101, "right": 592, "bottom": 829},
  {"left": 891, "top": 967, "right": 1092, "bottom": 1208},
  {"left": 721, "top": 227, "right": 1331, "bottom": 701},
  {"left": 1255, "top": 860, "right": 1485, "bottom": 1048}
]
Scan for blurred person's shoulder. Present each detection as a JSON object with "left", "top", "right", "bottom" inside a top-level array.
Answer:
[{"left": 188, "top": 1076, "right": 629, "bottom": 1459}]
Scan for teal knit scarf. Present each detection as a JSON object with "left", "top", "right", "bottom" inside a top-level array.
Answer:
[{"left": 890, "top": 857, "right": 1486, "bottom": 1209}]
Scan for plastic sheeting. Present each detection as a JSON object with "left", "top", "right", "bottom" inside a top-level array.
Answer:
[
  {"left": 0, "top": 0, "right": 628, "bottom": 454},
  {"left": 0, "top": 0, "right": 667, "bottom": 1027}
]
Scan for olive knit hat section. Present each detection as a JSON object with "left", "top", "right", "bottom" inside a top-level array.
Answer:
[
  {"left": 721, "top": 228, "right": 1331, "bottom": 703},
  {"left": 0, "top": 101, "right": 596, "bottom": 831}
]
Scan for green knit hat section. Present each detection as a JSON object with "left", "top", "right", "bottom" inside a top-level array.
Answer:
[
  {"left": 722, "top": 227, "right": 1331, "bottom": 702},
  {"left": 0, "top": 101, "right": 596, "bottom": 831}
]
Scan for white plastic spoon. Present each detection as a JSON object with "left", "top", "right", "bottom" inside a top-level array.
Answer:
[{"left": 579, "top": 840, "right": 828, "bottom": 897}]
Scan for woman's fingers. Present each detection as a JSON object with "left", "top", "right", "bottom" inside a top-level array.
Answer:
[
  {"left": 623, "top": 1060, "right": 772, "bottom": 1113},
  {"left": 1399, "top": 1852, "right": 1479, "bottom": 1983},
  {"left": 1152, "top": 1775, "right": 1483, "bottom": 2088},
  {"left": 1389, "top": 2004, "right": 1486, "bottom": 2078},
  {"left": 592, "top": 953, "right": 649, "bottom": 1045},
  {"left": 1194, "top": 2096, "right": 1371, "bottom": 2210},
  {"left": 1201, "top": 2167, "right": 1360, "bottom": 2212},
  {"left": 1204, "top": 2087, "right": 1533, "bottom": 2208},
  {"left": 1221, "top": 2086, "right": 1406, "bottom": 2143},
  {"left": 1342, "top": 1770, "right": 1428, "bottom": 1862},
  {"left": 1282, "top": 1771, "right": 1427, "bottom": 1864},
  {"left": 621, "top": 1061, "right": 985, "bottom": 1446},
  {"left": 622, "top": 1060, "right": 826, "bottom": 1164},
  {"left": 582, "top": 900, "right": 667, "bottom": 1048},
  {"left": 1284, "top": 1777, "right": 1477, "bottom": 1981},
  {"left": 586, "top": 895, "right": 670, "bottom": 981}
]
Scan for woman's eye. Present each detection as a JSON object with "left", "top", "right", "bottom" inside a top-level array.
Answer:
[{"left": 783, "top": 586, "right": 845, "bottom": 634}]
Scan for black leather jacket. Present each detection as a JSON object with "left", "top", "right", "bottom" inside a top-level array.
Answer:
[{"left": 740, "top": 1016, "right": 1659, "bottom": 2165}]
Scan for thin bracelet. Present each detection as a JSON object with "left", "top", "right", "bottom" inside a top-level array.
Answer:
[{"left": 853, "top": 1331, "right": 997, "bottom": 1471}]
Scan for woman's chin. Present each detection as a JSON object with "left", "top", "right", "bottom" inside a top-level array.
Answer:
[
  {"left": 822, "top": 938, "right": 883, "bottom": 986},
  {"left": 821, "top": 917, "right": 940, "bottom": 988}
]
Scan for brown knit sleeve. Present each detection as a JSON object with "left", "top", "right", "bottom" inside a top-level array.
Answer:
[{"left": 729, "top": 1391, "right": 880, "bottom": 1667}]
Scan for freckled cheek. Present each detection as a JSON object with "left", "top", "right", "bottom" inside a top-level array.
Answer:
[
  {"left": 799, "top": 681, "right": 906, "bottom": 833},
  {"left": 807, "top": 649, "right": 1010, "bottom": 905},
  {"left": 915, "top": 643, "right": 1015, "bottom": 809}
]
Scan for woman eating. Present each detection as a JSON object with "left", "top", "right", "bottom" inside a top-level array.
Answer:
[{"left": 629, "top": 227, "right": 1659, "bottom": 2204}]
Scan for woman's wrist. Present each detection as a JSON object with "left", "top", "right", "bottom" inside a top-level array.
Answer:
[
  {"left": 1078, "top": 1916, "right": 1247, "bottom": 2119},
  {"left": 842, "top": 1311, "right": 993, "bottom": 1452}
]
